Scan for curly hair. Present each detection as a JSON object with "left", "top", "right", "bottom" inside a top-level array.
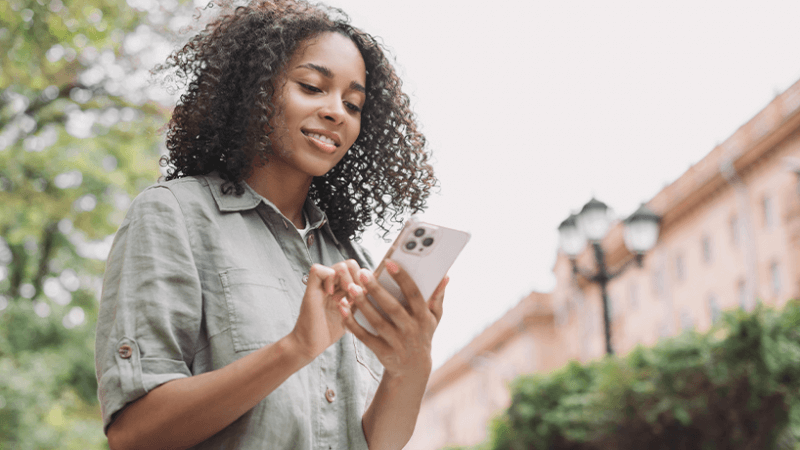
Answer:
[{"left": 156, "top": 0, "right": 435, "bottom": 241}]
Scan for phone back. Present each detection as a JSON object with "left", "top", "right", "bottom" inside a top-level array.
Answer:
[
  {"left": 376, "top": 220, "right": 471, "bottom": 305},
  {"left": 353, "top": 218, "right": 470, "bottom": 335}
]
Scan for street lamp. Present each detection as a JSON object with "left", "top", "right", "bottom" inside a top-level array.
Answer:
[{"left": 558, "top": 199, "right": 661, "bottom": 355}]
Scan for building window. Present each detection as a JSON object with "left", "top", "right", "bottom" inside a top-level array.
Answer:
[
  {"left": 730, "top": 214, "right": 740, "bottom": 245},
  {"left": 681, "top": 309, "right": 694, "bottom": 331},
  {"left": 763, "top": 195, "right": 774, "bottom": 228},
  {"left": 606, "top": 292, "right": 620, "bottom": 318},
  {"left": 675, "top": 253, "right": 685, "bottom": 281},
  {"left": 738, "top": 279, "right": 747, "bottom": 309},
  {"left": 708, "top": 294, "right": 720, "bottom": 324},
  {"left": 629, "top": 282, "right": 640, "bottom": 309},
  {"left": 652, "top": 268, "right": 665, "bottom": 297},
  {"left": 555, "top": 298, "right": 569, "bottom": 326},
  {"left": 659, "top": 321, "right": 669, "bottom": 338},
  {"left": 701, "top": 235, "right": 713, "bottom": 264},
  {"left": 771, "top": 261, "right": 782, "bottom": 297}
]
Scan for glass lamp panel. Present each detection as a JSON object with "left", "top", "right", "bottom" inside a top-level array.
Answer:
[
  {"left": 579, "top": 207, "right": 610, "bottom": 242},
  {"left": 559, "top": 224, "right": 586, "bottom": 256},
  {"left": 623, "top": 220, "right": 659, "bottom": 253}
]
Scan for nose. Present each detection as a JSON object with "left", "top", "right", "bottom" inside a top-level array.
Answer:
[{"left": 318, "top": 95, "right": 347, "bottom": 124}]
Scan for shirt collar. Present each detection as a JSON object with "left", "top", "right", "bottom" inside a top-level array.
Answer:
[
  {"left": 207, "top": 172, "right": 262, "bottom": 212},
  {"left": 205, "top": 172, "right": 341, "bottom": 246}
]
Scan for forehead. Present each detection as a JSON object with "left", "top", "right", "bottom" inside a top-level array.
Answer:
[{"left": 288, "top": 32, "right": 366, "bottom": 84}]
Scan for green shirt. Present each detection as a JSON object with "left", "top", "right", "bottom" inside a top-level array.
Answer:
[{"left": 95, "top": 173, "right": 383, "bottom": 449}]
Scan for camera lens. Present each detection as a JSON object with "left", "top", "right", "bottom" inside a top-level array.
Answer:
[
  {"left": 414, "top": 228, "right": 425, "bottom": 237},
  {"left": 405, "top": 241, "right": 417, "bottom": 250},
  {"left": 422, "top": 237, "right": 434, "bottom": 246}
]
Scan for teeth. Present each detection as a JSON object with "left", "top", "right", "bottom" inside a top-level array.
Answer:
[{"left": 306, "top": 132, "right": 336, "bottom": 146}]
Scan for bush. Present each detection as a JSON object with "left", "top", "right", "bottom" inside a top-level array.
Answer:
[{"left": 471, "top": 301, "right": 800, "bottom": 450}]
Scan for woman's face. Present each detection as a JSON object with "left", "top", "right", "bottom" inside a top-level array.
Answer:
[{"left": 268, "top": 32, "right": 367, "bottom": 178}]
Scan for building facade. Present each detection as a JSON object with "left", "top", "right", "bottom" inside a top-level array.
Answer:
[{"left": 405, "top": 78, "right": 800, "bottom": 450}]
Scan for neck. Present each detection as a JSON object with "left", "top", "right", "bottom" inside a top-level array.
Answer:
[{"left": 245, "top": 161, "right": 312, "bottom": 229}]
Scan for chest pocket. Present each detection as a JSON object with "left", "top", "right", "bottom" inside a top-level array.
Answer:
[{"left": 220, "top": 268, "right": 295, "bottom": 352}]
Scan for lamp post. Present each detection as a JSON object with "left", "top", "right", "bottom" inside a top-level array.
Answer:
[{"left": 558, "top": 199, "right": 661, "bottom": 355}]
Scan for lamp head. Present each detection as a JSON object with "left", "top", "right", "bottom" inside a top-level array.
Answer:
[
  {"left": 623, "top": 203, "right": 661, "bottom": 254},
  {"left": 558, "top": 213, "right": 585, "bottom": 257},
  {"left": 577, "top": 197, "right": 611, "bottom": 242}
]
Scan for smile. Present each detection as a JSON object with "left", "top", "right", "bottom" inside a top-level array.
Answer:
[{"left": 302, "top": 130, "right": 339, "bottom": 150}]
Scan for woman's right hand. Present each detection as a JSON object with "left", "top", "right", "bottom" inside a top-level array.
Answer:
[{"left": 288, "top": 259, "right": 363, "bottom": 362}]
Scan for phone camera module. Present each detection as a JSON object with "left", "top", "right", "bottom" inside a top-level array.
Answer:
[
  {"left": 414, "top": 228, "right": 425, "bottom": 237},
  {"left": 405, "top": 241, "right": 417, "bottom": 250},
  {"left": 422, "top": 237, "right": 434, "bottom": 247}
]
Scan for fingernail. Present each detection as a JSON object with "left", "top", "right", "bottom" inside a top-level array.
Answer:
[
  {"left": 339, "top": 303, "right": 349, "bottom": 317},
  {"left": 348, "top": 283, "right": 362, "bottom": 297},
  {"left": 359, "top": 269, "right": 372, "bottom": 284},
  {"left": 385, "top": 260, "right": 399, "bottom": 275}
]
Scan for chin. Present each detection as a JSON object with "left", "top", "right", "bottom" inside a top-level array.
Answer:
[
  {"left": 308, "top": 157, "right": 346, "bottom": 178},
  {"left": 305, "top": 164, "right": 337, "bottom": 178}
]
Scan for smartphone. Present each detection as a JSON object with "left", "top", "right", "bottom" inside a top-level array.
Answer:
[{"left": 354, "top": 217, "right": 471, "bottom": 335}]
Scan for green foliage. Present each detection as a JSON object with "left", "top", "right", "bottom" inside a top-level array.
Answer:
[
  {"left": 0, "top": 0, "right": 182, "bottom": 447},
  {"left": 465, "top": 302, "right": 800, "bottom": 450}
]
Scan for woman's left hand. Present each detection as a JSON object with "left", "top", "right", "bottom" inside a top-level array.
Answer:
[{"left": 341, "top": 259, "right": 448, "bottom": 380}]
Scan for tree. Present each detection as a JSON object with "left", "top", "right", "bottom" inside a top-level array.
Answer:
[{"left": 0, "top": 0, "right": 185, "bottom": 446}]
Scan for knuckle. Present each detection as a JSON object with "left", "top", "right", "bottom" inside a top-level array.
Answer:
[
  {"left": 374, "top": 318, "right": 394, "bottom": 333},
  {"left": 363, "top": 279, "right": 380, "bottom": 292},
  {"left": 353, "top": 295, "right": 370, "bottom": 310},
  {"left": 406, "top": 291, "right": 423, "bottom": 304},
  {"left": 381, "top": 298, "right": 402, "bottom": 314}
]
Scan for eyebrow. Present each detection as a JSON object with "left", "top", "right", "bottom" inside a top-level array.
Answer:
[{"left": 296, "top": 63, "right": 366, "bottom": 94}]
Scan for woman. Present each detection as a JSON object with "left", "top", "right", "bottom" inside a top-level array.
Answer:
[{"left": 94, "top": 1, "right": 445, "bottom": 449}]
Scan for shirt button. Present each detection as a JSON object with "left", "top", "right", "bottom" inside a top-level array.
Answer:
[
  {"left": 118, "top": 345, "right": 133, "bottom": 359},
  {"left": 325, "top": 388, "right": 336, "bottom": 403},
  {"left": 307, "top": 234, "right": 315, "bottom": 247},
  {"left": 302, "top": 273, "right": 309, "bottom": 285}
]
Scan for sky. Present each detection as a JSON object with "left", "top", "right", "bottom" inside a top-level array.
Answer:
[{"left": 305, "top": 0, "right": 800, "bottom": 369}]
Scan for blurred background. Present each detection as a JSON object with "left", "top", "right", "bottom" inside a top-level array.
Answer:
[{"left": 2, "top": 0, "right": 800, "bottom": 448}]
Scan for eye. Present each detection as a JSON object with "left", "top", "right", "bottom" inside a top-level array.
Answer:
[
  {"left": 345, "top": 102, "right": 362, "bottom": 113},
  {"left": 299, "top": 82, "right": 322, "bottom": 93}
]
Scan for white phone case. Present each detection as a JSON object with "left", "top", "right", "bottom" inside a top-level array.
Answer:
[{"left": 354, "top": 217, "right": 471, "bottom": 335}]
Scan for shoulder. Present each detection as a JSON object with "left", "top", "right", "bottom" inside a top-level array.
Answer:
[{"left": 126, "top": 176, "right": 214, "bottom": 221}]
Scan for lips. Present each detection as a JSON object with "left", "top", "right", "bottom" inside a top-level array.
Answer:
[{"left": 301, "top": 129, "right": 341, "bottom": 154}]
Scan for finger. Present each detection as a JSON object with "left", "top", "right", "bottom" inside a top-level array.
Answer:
[
  {"left": 358, "top": 268, "right": 413, "bottom": 332},
  {"left": 346, "top": 282, "right": 402, "bottom": 348},
  {"left": 333, "top": 262, "right": 353, "bottom": 301},
  {"left": 383, "top": 260, "right": 427, "bottom": 318},
  {"left": 338, "top": 297, "right": 351, "bottom": 318},
  {"left": 344, "top": 259, "right": 363, "bottom": 287},
  {"left": 333, "top": 260, "right": 357, "bottom": 285},
  {"left": 333, "top": 259, "right": 365, "bottom": 303},
  {"left": 340, "top": 299, "right": 390, "bottom": 355},
  {"left": 309, "top": 264, "right": 336, "bottom": 295},
  {"left": 428, "top": 275, "right": 449, "bottom": 323}
]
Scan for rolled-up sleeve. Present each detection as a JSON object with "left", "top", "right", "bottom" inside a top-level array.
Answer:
[{"left": 94, "top": 185, "right": 202, "bottom": 432}]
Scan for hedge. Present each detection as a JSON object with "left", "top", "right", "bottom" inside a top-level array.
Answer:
[{"left": 450, "top": 300, "right": 800, "bottom": 450}]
